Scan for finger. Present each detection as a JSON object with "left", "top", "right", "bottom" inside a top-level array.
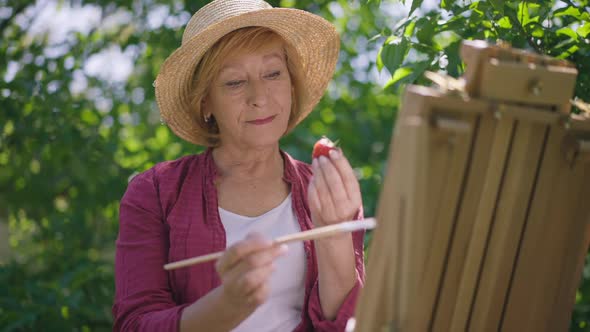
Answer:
[
  {"left": 233, "top": 244, "right": 287, "bottom": 276},
  {"left": 247, "top": 283, "right": 271, "bottom": 306},
  {"left": 308, "top": 180, "right": 322, "bottom": 213},
  {"left": 328, "top": 149, "right": 362, "bottom": 205},
  {"left": 221, "top": 244, "right": 286, "bottom": 284},
  {"left": 317, "top": 155, "right": 349, "bottom": 211},
  {"left": 216, "top": 233, "right": 273, "bottom": 274},
  {"left": 312, "top": 158, "right": 337, "bottom": 218},
  {"left": 237, "top": 263, "right": 275, "bottom": 298}
]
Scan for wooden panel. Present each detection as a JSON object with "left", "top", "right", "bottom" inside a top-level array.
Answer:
[
  {"left": 449, "top": 115, "right": 515, "bottom": 331},
  {"left": 501, "top": 126, "right": 590, "bottom": 332},
  {"left": 408, "top": 110, "right": 477, "bottom": 331},
  {"left": 479, "top": 60, "right": 577, "bottom": 107},
  {"left": 468, "top": 119, "right": 547, "bottom": 331},
  {"left": 548, "top": 124, "right": 590, "bottom": 331},
  {"left": 354, "top": 89, "right": 429, "bottom": 332},
  {"left": 460, "top": 40, "right": 578, "bottom": 109},
  {"left": 431, "top": 111, "right": 497, "bottom": 331},
  {"left": 398, "top": 108, "right": 430, "bottom": 328}
]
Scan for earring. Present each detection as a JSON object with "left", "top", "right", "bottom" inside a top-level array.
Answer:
[{"left": 204, "top": 114, "right": 210, "bottom": 123}]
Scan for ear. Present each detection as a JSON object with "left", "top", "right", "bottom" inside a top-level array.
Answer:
[
  {"left": 201, "top": 99, "right": 210, "bottom": 115},
  {"left": 199, "top": 98, "right": 211, "bottom": 123}
]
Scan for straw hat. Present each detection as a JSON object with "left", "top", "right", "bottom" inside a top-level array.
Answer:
[{"left": 154, "top": 0, "right": 340, "bottom": 146}]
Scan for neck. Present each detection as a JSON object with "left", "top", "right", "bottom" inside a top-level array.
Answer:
[{"left": 211, "top": 144, "right": 284, "bottom": 181}]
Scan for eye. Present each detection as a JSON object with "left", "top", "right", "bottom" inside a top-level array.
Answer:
[
  {"left": 225, "top": 80, "right": 245, "bottom": 88},
  {"left": 265, "top": 71, "right": 281, "bottom": 79}
]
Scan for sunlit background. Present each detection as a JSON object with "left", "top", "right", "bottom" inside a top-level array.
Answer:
[{"left": 1, "top": 0, "right": 589, "bottom": 330}]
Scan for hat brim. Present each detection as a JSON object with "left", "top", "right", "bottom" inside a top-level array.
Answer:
[{"left": 154, "top": 8, "right": 340, "bottom": 146}]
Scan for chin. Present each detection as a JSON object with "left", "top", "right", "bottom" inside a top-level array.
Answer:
[
  {"left": 244, "top": 134, "right": 282, "bottom": 148},
  {"left": 244, "top": 126, "right": 286, "bottom": 148}
]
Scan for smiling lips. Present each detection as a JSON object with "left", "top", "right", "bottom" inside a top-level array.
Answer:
[{"left": 246, "top": 115, "right": 276, "bottom": 125}]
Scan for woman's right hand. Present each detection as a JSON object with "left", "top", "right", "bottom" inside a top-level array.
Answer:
[{"left": 215, "top": 233, "right": 287, "bottom": 313}]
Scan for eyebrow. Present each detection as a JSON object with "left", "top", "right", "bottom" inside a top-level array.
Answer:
[
  {"left": 262, "top": 52, "right": 284, "bottom": 62},
  {"left": 219, "top": 51, "right": 285, "bottom": 73}
]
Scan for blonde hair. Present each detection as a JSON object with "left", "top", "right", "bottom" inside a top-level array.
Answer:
[{"left": 190, "top": 27, "right": 306, "bottom": 147}]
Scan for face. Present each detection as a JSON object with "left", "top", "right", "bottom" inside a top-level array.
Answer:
[{"left": 203, "top": 39, "right": 292, "bottom": 150}]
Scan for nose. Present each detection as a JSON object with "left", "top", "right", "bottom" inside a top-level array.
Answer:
[{"left": 247, "top": 79, "right": 268, "bottom": 108}]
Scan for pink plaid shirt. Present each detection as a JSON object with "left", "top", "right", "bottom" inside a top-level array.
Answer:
[{"left": 113, "top": 148, "right": 365, "bottom": 331}]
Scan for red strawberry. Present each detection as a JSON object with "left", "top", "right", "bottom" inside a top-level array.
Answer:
[{"left": 312, "top": 136, "right": 337, "bottom": 159}]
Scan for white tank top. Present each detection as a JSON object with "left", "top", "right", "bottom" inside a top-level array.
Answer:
[{"left": 219, "top": 193, "right": 306, "bottom": 332}]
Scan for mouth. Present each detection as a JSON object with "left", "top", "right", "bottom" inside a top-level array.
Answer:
[{"left": 246, "top": 115, "right": 277, "bottom": 125}]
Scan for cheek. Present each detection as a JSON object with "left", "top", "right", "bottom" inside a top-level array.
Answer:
[
  {"left": 210, "top": 89, "right": 241, "bottom": 113},
  {"left": 275, "top": 83, "right": 293, "bottom": 111}
]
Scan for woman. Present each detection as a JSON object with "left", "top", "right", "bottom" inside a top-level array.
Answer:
[{"left": 113, "top": 1, "right": 365, "bottom": 331}]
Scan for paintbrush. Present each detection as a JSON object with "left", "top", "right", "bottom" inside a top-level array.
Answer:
[{"left": 163, "top": 218, "right": 377, "bottom": 270}]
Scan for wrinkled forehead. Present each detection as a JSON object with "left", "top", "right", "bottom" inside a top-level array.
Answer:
[
  {"left": 231, "top": 36, "right": 286, "bottom": 57},
  {"left": 196, "top": 27, "right": 295, "bottom": 82},
  {"left": 221, "top": 44, "right": 286, "bottom": 67}
]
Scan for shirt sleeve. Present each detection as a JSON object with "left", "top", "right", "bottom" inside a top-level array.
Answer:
[
  {"left": 112, "top": 169, "right": 189, "bottom": 332},
  {"left": 307, "top": 208, "right": 366, "bottom": 331}
]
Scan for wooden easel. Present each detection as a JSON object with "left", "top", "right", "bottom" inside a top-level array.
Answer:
[{"left": 353, "top": 40, "right": 590, "bottom": 332}]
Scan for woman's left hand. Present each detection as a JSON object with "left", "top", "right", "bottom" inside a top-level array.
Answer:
[{"left": 308, "top": 148, "right": 362, "bottom": 227}]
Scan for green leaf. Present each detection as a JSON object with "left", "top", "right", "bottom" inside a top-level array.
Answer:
[
  {"left": 384, "top": 67, "right": 413, "bottom": 90},
  {"left": 445, "top": 41, "right": 463, "bottom": 77},
  {"left": 376, "top": 46, "right": 385, "bottom": 72},
  {"left": 517, "top": 1, "right": 540, "bottom": 27},
  {"left": 80, "top": 109, "right": 99, "bottom": 126},
  {"left": 554, "top": 6, "right": 582, "bottom": 19},
  {"left": 441, "top": 14, "right": 468, "bottom": 32},
  {"left": 441, "top": 0, "right": 454, "bottom": 10},
  {"left": 469, "top": 1, "right": 485, "bottom": 16},
  {"left": 409, "top": 0, "right": 424, "bottom": 16},
  {"left": 404, "top": 19, "right": 417, "bottom": 37},
  {"left": 578, "top": 22, "right": 590, "bottom": 38},
  {"left": 497, "top": 16, "right": 512, "bottom": 29},
  {"left": 391, "top": 17, "right": 411, "bottom": 34},
  {"left": 557, "top": 44, "right": 580, "bottom": 59},
  {"left": 384, "top": 61, "right": 431, "bottom": 90},
  {"left": 557, "top": 27, "right": 579, "bottom": 41},
  {"left": 433, "top": 30, "right": 462, "bottom": 49},
  {"left": 416, "top": 16, "right": 437, "bottom": 46},
  {"left": 531, "top": 26, "right": 545, "bottom": 38},
  {"left": 377, "top": 36, "right": 410, "bottom": 74},
  {"left": 489, "top": 0, "right": 504, "bottom": 14}
]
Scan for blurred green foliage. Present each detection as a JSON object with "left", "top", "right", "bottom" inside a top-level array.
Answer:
[{"left": 0, "top": 0, "right": 588, "bottom": 331}]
